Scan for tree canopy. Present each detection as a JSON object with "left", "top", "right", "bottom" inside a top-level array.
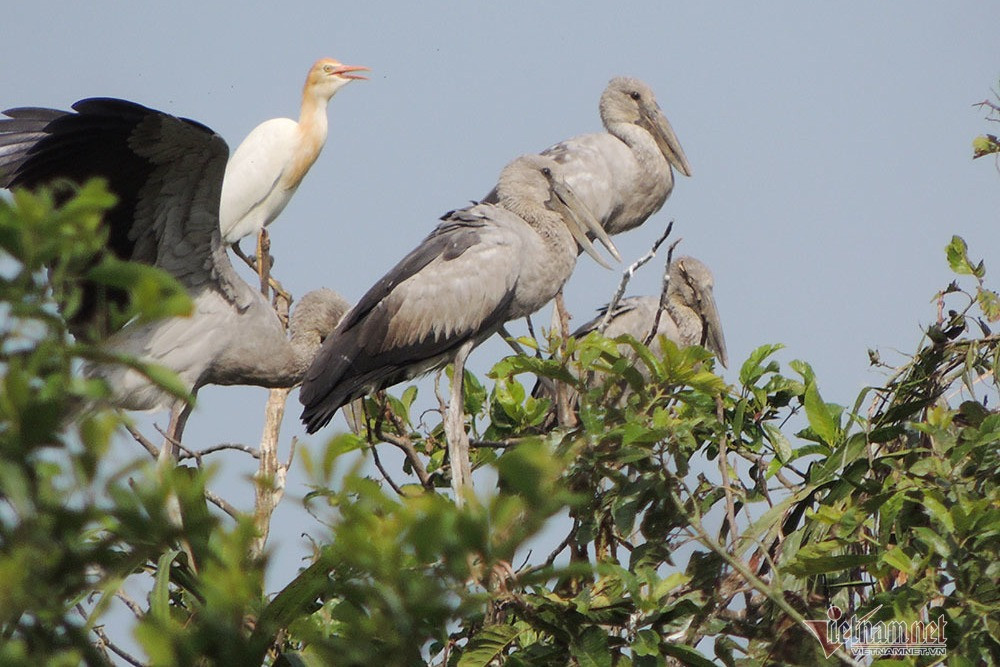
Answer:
[{"left": 1, "top": 102, "right": 999, "bottom": 666}]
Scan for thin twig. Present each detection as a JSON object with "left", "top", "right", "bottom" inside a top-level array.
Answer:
[
  {"left": 716, "top": 396, "right": 739, "bottom": 549},
  {"left": 371, "top": 444, "right": 404, "bottom": 495},
  {"left": 91, "top": 623, "right": 144, "bottom": 667},
  {"left": 378, "top": 430, "right": 433, "bottom": 488},
  {"left": 123, "top": 422, "right": 159, "bottom": 459},
  {"left": 468, "top": 438, "right": 524, "bottom": 449},
  {"left": 644, "top": 238, "right": 683, "bottom": 346},
  {"left": 523, "top": 315, "right": 543, "bottom": 358},
  {"left": 153, "top": 423, "right": 195, "bottom": 461},
  {"left": 178, "top": 442, "right": 260, "bottom": 461},
  {"left": 115, "top": 591, "right": 145, "bottom": 619},
  {"left": 973, "top": 98, "right": 1000, "bottom": 115},
  {"left": 499, "top": 325, "right": 531, "bottom": 357},
  {"left": 599, "top": 221, "right": 674, "bottom": 333},
  {"left": 205, "top": 488, "right": 239, "bottom": 519}
]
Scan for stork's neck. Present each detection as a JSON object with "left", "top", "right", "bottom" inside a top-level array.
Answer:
[
  {"left": 215, "top": 301, "right": 324, "bottom": 388},
  {"left": 666, "top": 298, "right": 701, "bottom": 348},
  {"left": 607, "top": 121, "right": 667, "bottom": 172}
]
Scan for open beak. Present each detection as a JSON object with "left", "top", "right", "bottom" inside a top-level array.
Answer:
[
  {"left": 642, "top": 105, "right": 692, "bottom": 177},
  {"left": 334, "top": 64, "right": 370, "bottom": 80},
  {"left": 694, "top": 283, "right": 727, "bottom": 368},
  {"left": 551, "top": 178, "right": 621, "bottom": 269}
]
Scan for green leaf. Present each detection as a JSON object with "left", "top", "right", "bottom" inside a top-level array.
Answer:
[
  {"left": 458, "top": 625, "right": 527, "bottom": 667},
  {"left": 568, "top": 627, "right": 612, "bottom": 667},
  {"left": 785, "top": 552, "right": 876, "bottom": 576},
  {"left": 882, "top": 547, "right": 915, "bottom": 575},
  {"left": 739, "top": 343, "right": 784, "bottom": 386},
  {"left": 973, "top": 133, "right": 1000, "bottom": 158},
  {"left": 662, "top": 643, "right": 716, "bottom": 667},
  {"left": 802, "top": 377, "right": 840, "bottom": 446},
  {"left": 151, "top": 549, "right": 182, "bottom": 621},
  {"left": 631, "top": 628, "right": 660, "bottom": 656},
  {"left": 946, "top": 235, "right": 976, "bottom": 276}
]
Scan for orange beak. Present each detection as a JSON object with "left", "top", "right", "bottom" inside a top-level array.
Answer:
[{"left": 333, "top": 64, "right": 370, "bottom": 80}]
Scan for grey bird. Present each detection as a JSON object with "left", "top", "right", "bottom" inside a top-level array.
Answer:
[
  {"left": 536, "top": 256, "right": 726, "bottom": 422},
  {"left": 0, "top": 98, "right": 350, "bottom": 443},
  {"left": 575, "top": 256, "right": 727, "bottom": 368},
  {"left": 299, "top": 153, "right": 618, "bottom": 433},
  {"left": 483, "top": 76, "right": 691, "bottom": 236},
  {"left": 299, "top": 154, "right": 617, "bottom": 502}
]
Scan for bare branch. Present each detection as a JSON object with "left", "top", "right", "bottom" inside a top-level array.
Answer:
[
  {"left": 91, "top": 623, "right": 145, "bottom": 667},
  {"left": 123, "top": 422, "right": 159, "bottom": 459},
  {"left": 178, "top": 442, "right": 260, "bottom": 461},
  {"left": 716, "top": 396, "right": 739, "bottom": 549},
  {"left": 644, "top": 237, "right": 683, "bottom": 346},
  {"left": 469, "top": 438, "right": 523, "bottom": 449},
  {"left": 523, "top": 315, "right": 543, "bottom": 358},
  {"left": 371, "top": 444, "right": 404, "bottom": 496},
  {"left": 378, "top": 430, "right": 433, "bottom": 489},
  {"left": 599, "top": 221, "right": 674, "bottom": 333},
  {"left": 115, "top": 591, "right": 145, "bottom": 619},
  {"left": 499, "top": 325, "right": 532, "bottom": 357},
  {"left": 251, "top": 386, "right": 292, "bottom": 559},
  {"left": 205, "top": 488, "right": 240, "bottom": 519}
]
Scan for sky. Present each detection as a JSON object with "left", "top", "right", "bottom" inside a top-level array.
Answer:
[{"left": 3, "top": 0, "right": 999, "bottom": 658}]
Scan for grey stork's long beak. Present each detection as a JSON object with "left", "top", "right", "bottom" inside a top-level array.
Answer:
[
  {"left": 643, "top": 106, "right": 692, "bottom": 177},
  {"left": 695, "top": 283, "right": 727, "bottom": 368},
  {"left": 550, "top": 179, "right": 621, "bottom": 269}
]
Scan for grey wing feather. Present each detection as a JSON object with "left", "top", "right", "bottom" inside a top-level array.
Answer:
[{"left": 300, "top": 206, "right": 521, "bottom": 432}]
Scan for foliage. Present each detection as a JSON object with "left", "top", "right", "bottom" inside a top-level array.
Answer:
[
  {"left": 973, "top": 83, "right": 1000, "bottom": 161},
  {"left": 2, "top": 190, "right": 1000, "bottom": 665}
]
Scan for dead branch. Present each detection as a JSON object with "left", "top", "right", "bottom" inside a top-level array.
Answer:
[
  {"left": 644, "top": 237, "right": 683, "bottom": 346},
  {"left": 599, "top": 221, "right": 674, "bottom": 333},
  {"left": 123, "top": 422, "right": 159, "bottom": 459}
]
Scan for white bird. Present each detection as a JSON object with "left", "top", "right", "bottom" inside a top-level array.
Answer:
[
  {"left": 0, "top": 98, "right": 351, "bottom": 445},
  {"left": 483, "top": 76, "right": 691, "bottom": 237},
  {"left": 219, "top": 57, "right": 368, "bottom": 249},
  {"left": 299, "top": 154, "right": 617, "bottom": 502}
]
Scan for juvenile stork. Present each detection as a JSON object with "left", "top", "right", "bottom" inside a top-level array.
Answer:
[
  {"left": 577, "top": 255, "right": 727, "bottom": 367},
  {"left": 299, "top": 154, "right": 618, "bottom": 503},
  {"left": 483, "top": 76, "right": 691, "bottom": 237},
  {"left": 536, "top": 256, "right": 726, "bottom": 417},
  {"left": 0, "top": 98, "right": 351, "bottom": 452}
]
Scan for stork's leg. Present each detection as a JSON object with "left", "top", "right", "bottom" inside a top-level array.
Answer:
[
  {"left": 552, "top": 291, "right": 578, "bottom": 427},
  {"left": 160, "top": 401, "right": 192, "bottom": 466},
  {"left": 445, "top": 340, "right": 475, "bottom": 507}
]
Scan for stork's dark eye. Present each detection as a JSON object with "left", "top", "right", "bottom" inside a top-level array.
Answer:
[
  {"left": 541, "top": 167, "right": 552, "bottom": 177},
  {"left": 630, "top": 91, "right": 641, "bottom": 101}
]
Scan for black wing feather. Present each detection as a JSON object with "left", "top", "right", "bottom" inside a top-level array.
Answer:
[{"left": 0, "top": 97, "right": 228, "bottom": 335}]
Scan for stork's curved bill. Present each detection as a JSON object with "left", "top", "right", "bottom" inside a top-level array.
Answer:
[
  {"left": 642, "top": 104, "right": 692, "bottom": 178},
  {"left": 695, "top": 285, "right": 727, "bottom": 368},
  {"left": 549, "top": 176, "right": 621, "bottom": 269}
]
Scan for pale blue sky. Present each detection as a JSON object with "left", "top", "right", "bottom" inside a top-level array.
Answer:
[{"left": 4, "top": 1, "right": 999, "bottom": 656}]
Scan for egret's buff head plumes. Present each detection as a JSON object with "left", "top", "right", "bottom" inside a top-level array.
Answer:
[{"left": 305, "top": 57, "right": 370, "bottom": 101}]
